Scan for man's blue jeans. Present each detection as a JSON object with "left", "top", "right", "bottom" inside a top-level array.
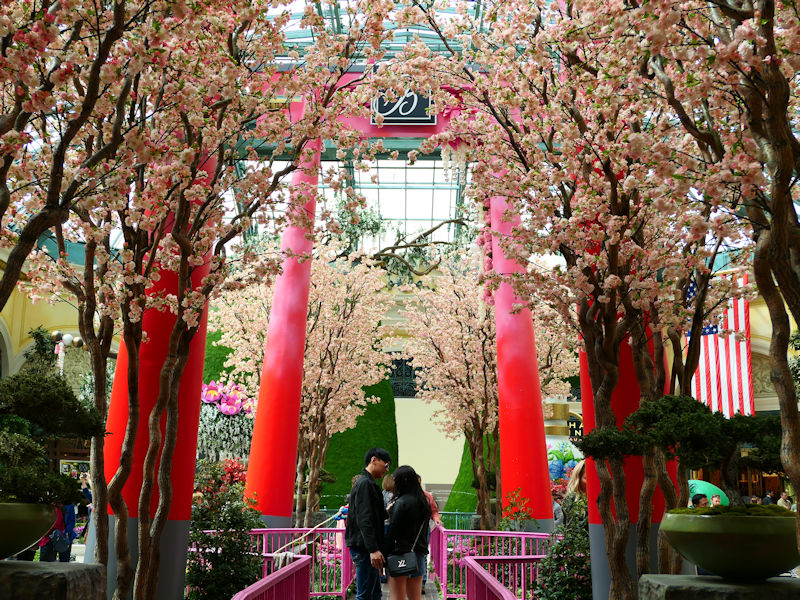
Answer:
[{"left": 349, "top": 547, "right": 382, "bottom": 600}]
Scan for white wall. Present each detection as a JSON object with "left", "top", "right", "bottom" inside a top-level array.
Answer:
[{"left": 393, "top": 397, "right": 464, "bottom": 486}]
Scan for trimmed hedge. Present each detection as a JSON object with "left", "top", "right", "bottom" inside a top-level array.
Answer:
[
  {"left": 319, "top": 379, "right": 399, "bottom": 509},
  {"left": 443, "top": 439, "right": 478, "bottom": 512},
  {"left": 203, "top": 330, "right": 232, "bottom": 382}
]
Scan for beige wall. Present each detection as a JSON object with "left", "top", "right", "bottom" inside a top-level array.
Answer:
[
  {"left": 394, "top": 397, "right": 464, "bottom": 487},
  {"left": 749, "top": 296, "right": 796, "bottom": 413},
  {"left": 0, "top": 284, "right": 80, "bottom": 375}
]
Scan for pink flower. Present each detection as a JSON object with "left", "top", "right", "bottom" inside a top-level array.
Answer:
[{"left": 201, "top": 381, "right": 223, "bottom": 404}]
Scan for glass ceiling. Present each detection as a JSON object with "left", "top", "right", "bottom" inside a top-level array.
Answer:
[
  {"left": 320, "top": 158, "right": 471, "bottom": 251},
  {"left": 232, "top": 1, "right": 480, "bottom": 251},
  {"left": 240, "top": 158, "right": 471, "bottom": 252},
  {"left": 271, "top": 0, "right": 482, "bottom": 60}
]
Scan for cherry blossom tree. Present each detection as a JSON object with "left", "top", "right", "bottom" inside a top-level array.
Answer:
[
  {"left": 381, "top": 1, "right": 751, "bottom": 595},
  {"left": 619, "top": 0, "right": 800, "bottom": 556},
  {"left": 0, "top": 0, "right": 147, "bottom": 311},
  {"left": 399, "top": 254, "right": 578, "bottom": 528},
  {"left": 211, "top": 246, "right": 393, "bottom": 526},
  {"left": 15, "top": 0, "right": 398, "bottom": 595}
]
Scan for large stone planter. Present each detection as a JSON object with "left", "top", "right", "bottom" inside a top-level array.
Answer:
[
  {"left": 0, "top": 503, "right": 56, "bottom": 559},
  {"left": 660, "top": 512, "right": 800, "bottom": 580}
]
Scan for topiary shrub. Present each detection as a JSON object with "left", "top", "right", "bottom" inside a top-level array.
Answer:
[{"left": 0, "top": 365, "right": 104, "bottom": 504}]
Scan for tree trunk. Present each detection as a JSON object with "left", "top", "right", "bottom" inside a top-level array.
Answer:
[
  {"left": 584, "top": 318, "right": 636, "bottom": 600},
  {"left": 636, "top": 450, "right": 657, "bottom": 579},
  {"left": 133, "top": 314, "right": 192, "bottom": 600},
  {"left": 141, "top": 333, "right": 192, "bottom": 600},
  {"left": 751, "top": 230, "right": 800, "bottom": 553},
  {"left": 596, "top": 457, "right": 636, "bottom": 600},
  {"left": 720, "top": 447, "right": 744, "bottom": 506},
  {"left": 304, "top": 435, "right": 323, "bottom": 527},
  {"left": 467, "top": 429, "right": 491, "bottom": 529},
  {"left": 295, "top": 443, "right": 307, "bottom": 525},
  {"left": 629, "top": 324, "right": 660, "bottom": 580},
  {"left": 654, "top": 452, "right": 680, "bottom": 575},
  {"left": 108, "top": 323, "right": 142, "bottom": 600},
  {"left": 489, "top": 425, "right": 501, "bottom": 527},
  {"left": 89, "top": 350, "right": 110, "bottom": 567}
]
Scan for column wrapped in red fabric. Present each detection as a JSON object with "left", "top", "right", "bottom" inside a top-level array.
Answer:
[
  {"left": 490, "top": 194, "right": 553, "bottom": 529},
  {"left": 244, "top": 138, "right": 322, "bottom": 523}
]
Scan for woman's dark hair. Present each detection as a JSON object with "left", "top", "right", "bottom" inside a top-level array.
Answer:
[{"left": 392, "top": 465, "right": 431, "bottom": 519}]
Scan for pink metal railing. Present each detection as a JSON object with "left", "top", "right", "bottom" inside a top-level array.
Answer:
[
  {"left": 467, "top": 555, "right": 545, "bottom": 599},
  {"left": 247, "top": 526, "right": 353, "bottom": 599},
  {"left": 463, "top": 557, "right": 516, "bottom": 600},
  {"left": 429, "top": 527, "right": 557, "bottom": 599},
  {"left": 231, "top": 554, "right": 312, "bottom": 600}
]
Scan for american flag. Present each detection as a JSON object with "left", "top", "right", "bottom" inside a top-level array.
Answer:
[{"left": 686, "top": 275, "right": 754, "bottom": 417}]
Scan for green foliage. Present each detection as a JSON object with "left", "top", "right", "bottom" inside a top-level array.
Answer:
[
  {"left": 23, "top": 326, "right": 56, "bottom": 369},
  {"left": 741, "top": 415, "right": 783, "bottom": 474},
  {"left": 186, "top": 481, "right": 263, "bottom": 600},
  {"left": 0, "top": 366, "right": 104, "bottom": 438},
  {"left": 330, "top": 196, "right": 384, "bottom": 254},
  {"left": 0, "top": 431, "right": 42, "bottom": 465},
  {"left": 319, "top": 379, "right": 398, "bottom": 508},
  {"left": 668, "top": 504, "right": 796, "bottom": 517},
  {"left": 0, "top": 365, "right": 103, "bottom": 503},
  {"left": 534, "top": 496, "right": 591, "bottom": 600},
  {"left": 622, "top": 394, "right": 727, "bottom": 469},
  {"left": 194, "top": 458, "right": 249, "bottom": 497},
  {"left": 575, "top": 427, "right": 646, "bottom": 461},
  {"left": 577, "top": 395, "right": 782, "bottom": 474},
  {"left": 77, "top": 362, "right": 116, "bottom": 415},
  {"left": 443, "top": 439, "right": 477, "bottom": 513},
  {"left": 0, "top": 465, "right": 87, "bottom": 504}
]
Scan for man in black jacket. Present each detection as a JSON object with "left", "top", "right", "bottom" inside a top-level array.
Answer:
[{"left": 345, "top": 447, "right": 391, "bottom": 600}]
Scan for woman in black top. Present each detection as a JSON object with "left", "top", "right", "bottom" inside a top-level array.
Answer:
[{"left": 384, "top": 465, "right": 431, "bottom": 600}]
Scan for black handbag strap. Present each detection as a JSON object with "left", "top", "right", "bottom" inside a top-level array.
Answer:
[{"left": 410, "top": 519, "right": 424, "bottom": 550}]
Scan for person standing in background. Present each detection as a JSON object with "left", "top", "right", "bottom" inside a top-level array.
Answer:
[
  {"left": 417, "top": 475, "right": 441, "bottom": 593},
  {"left": 39, "top": 503, "right": 76, "bottom": 562}
]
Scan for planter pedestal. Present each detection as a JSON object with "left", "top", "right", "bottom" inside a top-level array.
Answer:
[
  {"left": 0, "top": 561, "right": 105, "bottom": 600},
  {"left": 639, "top": 574, "right": 800, "bottom": 600}
]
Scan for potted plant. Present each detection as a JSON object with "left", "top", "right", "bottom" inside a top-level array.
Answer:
[
  {"left": 0, "top": 355, "right": 103, "bottom": 559},
  {"left": 660, "top": 504, "right": 800, "bottom": 580}
]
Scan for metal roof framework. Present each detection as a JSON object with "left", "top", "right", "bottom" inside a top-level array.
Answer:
[{"left": 234, "top": 1, "right": 486, "bottom": 248}]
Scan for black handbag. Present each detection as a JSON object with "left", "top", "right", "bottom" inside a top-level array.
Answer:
[{"left": 386, "top": 522, "right": 424, "bottom": 577}]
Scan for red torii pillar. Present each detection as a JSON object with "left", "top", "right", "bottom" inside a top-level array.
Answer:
[
  {"left": 244, "top": 138, "right": 322, "bottom": 525},
  {"left": 94, "top": 158, "right": 216, "bottom": 600},
  {"left": 489, "top": 194, "right": 554, "bottom": 531}
]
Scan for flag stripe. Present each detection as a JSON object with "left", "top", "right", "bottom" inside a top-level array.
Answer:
[
  {"left": 689, "top": 274, "right": 753, "bottom": 417},
  {"left": 739, "top": 273, "right": 756, "bottom": 415}
]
